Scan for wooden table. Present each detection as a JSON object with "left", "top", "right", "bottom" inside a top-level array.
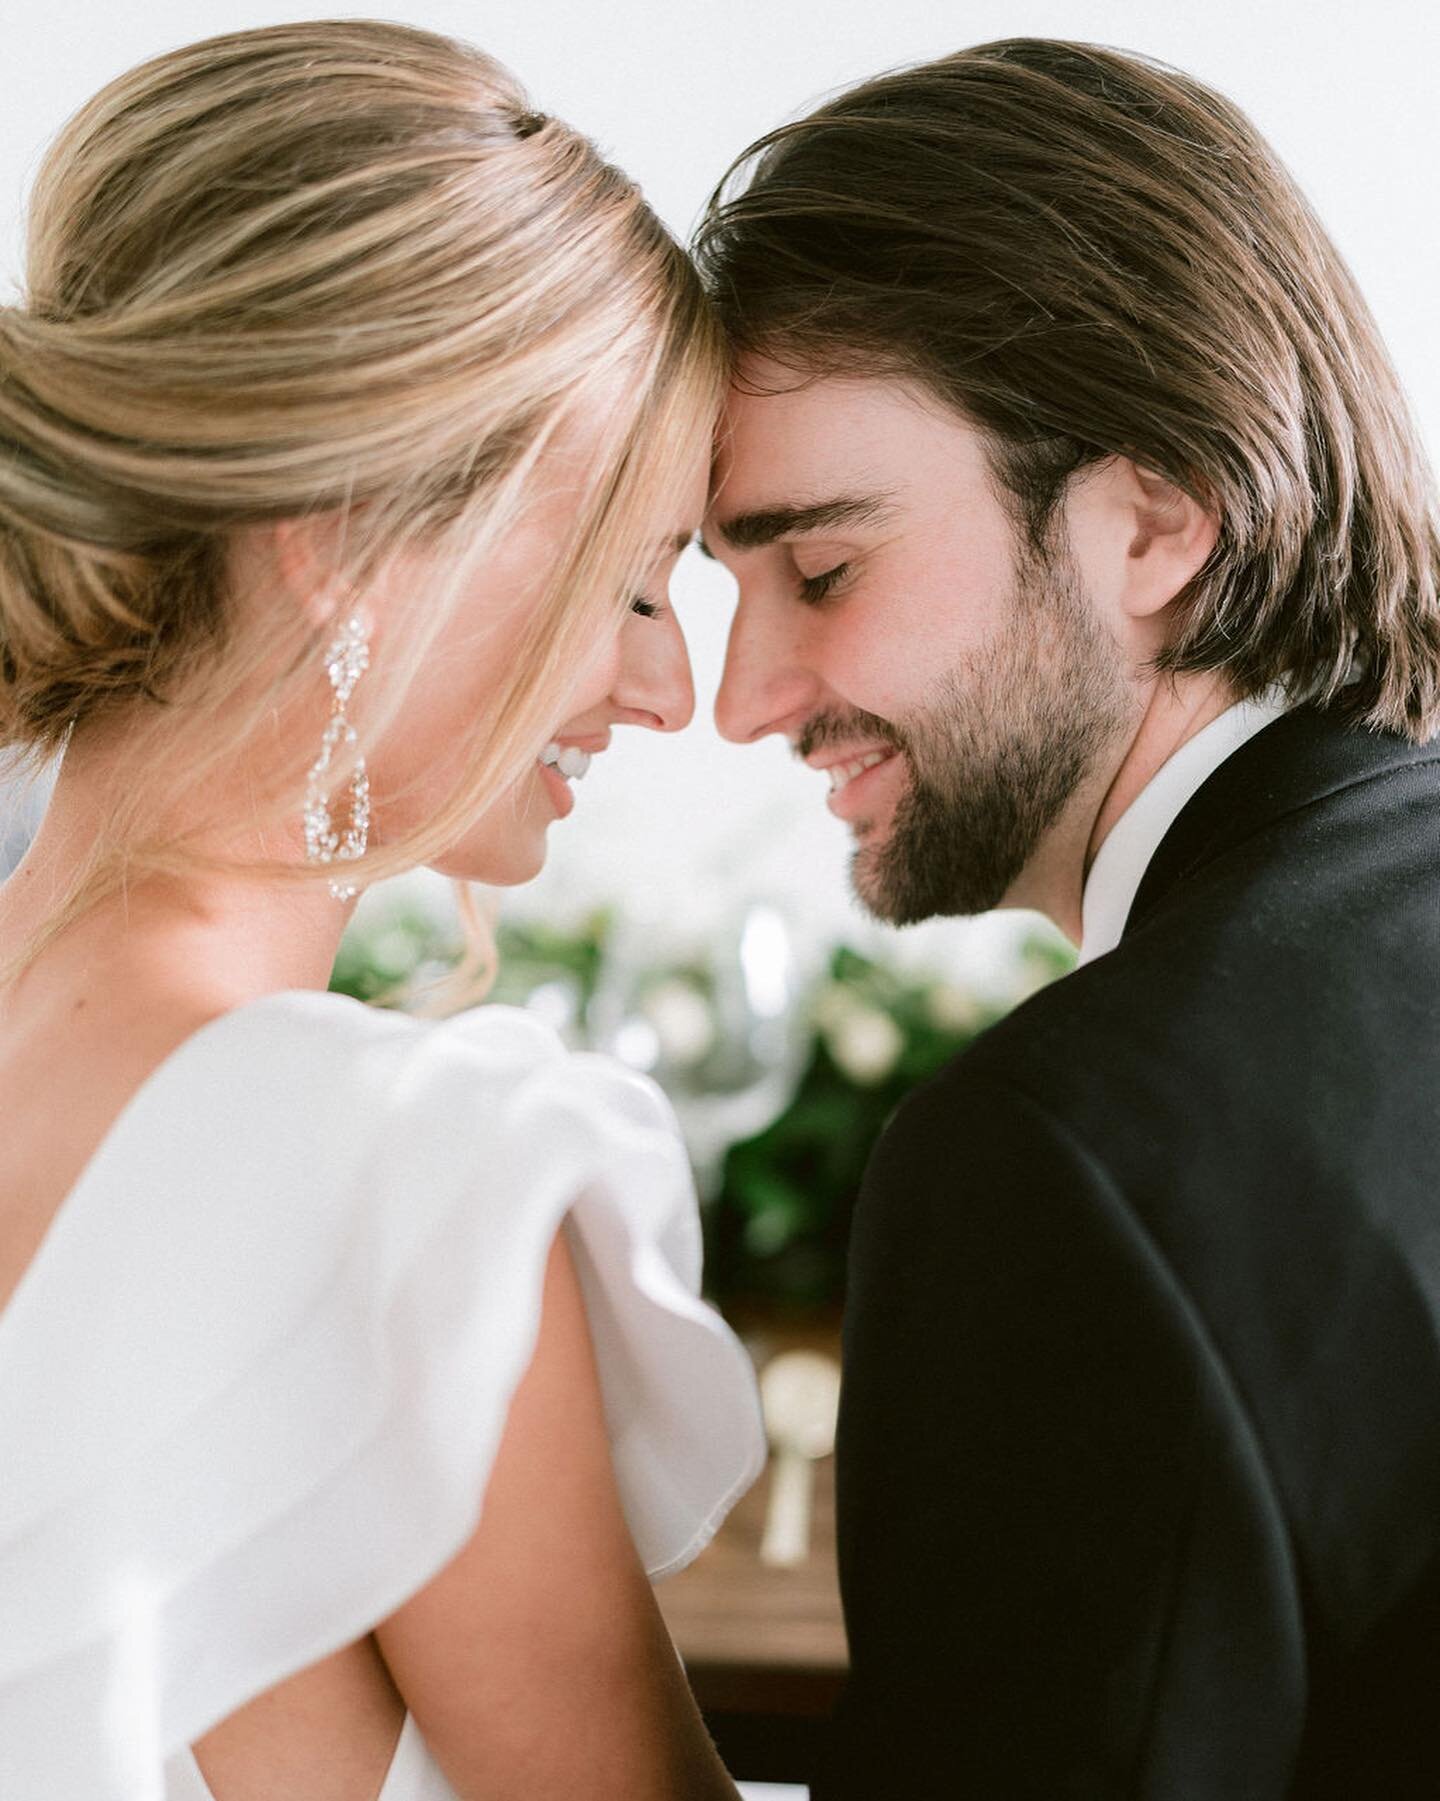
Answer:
[{"left": 658, "top": 1313, "right": 849, "bottom": 1783}]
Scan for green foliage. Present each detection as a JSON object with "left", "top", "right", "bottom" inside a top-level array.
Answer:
[
  {"left": 332, "top": 896, "right": 1073, "bottom": 1313},
  {"left": 328, "top": 901, "right": 613, "bottom": 1014},
  {"left": 706, "top": 945, "right": 1034, "bottom": 1313},
  {"left": 328, "top": 903, "right": 459, "bottom": 1004},
  {"left": 485, "top": 910, "right": 613, "bottom": 1014}
]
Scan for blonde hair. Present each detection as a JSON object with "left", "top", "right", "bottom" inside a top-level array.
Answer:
[{"left": 0, "top": 21, "right": 722, "bottom": 1007}]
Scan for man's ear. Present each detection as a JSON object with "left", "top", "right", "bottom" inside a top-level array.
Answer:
[{"left": 1120, "top": 462, "right": 1220, "bottom": 620}]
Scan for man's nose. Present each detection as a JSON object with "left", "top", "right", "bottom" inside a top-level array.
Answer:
[{"left": 714, "top": 596, "right": 814, "bottom": 745}]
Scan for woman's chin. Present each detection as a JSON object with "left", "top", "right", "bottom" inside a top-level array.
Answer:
[{"left": 429, "top": 827, "right": 550, "bottom": 888}]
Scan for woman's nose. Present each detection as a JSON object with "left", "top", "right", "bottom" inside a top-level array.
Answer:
[{"left": 612, "top": 609, "right": 695, "bottom": 733}]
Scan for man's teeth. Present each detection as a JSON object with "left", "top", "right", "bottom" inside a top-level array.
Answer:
[
  {"left": 827, "top": 750, "right": 892, "bottom": 794},
  {"left": 538, "top": 742, "right": 591, "bottom": 780}
]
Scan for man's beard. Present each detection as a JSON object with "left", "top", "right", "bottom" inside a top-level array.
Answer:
[{"left": 812, "top": 544, "right": 1133, "bottom": 926}]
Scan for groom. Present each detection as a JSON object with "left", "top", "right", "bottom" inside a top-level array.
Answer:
[{"left": 697, "top": 39, "right": 1440, "bottom": 1800}]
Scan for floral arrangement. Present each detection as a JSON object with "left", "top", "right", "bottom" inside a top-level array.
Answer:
[
  {"left": 331, "top": 889, "right": 1073, "bottom": 1314},
  {"left": 707, "top": 937, "right": 1073, "bottom": 1311}
]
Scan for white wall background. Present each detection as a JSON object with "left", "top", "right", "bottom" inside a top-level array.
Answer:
[{"left": 3, "top": 0, "right": 1436, "bottom": 982}]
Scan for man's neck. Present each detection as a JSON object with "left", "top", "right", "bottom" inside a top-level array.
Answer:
[
  {"left": 1004, "top": 670, "right": 1241, "bottom": 944},
  {"left": 1086, "top": 671, "right": 1240, "bottom": 870}
]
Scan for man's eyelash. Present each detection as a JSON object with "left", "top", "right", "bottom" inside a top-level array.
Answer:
[{"left": 798, "top": 562, "right": 852, "bottom": 604}]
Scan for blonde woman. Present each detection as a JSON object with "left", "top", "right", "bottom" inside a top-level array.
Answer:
[{"left": 0, "top": 23, "right": 764, "bottom": 1801}]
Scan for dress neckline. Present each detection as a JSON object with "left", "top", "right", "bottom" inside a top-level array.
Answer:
[{"left": 0, "top": 987, "right": 359, "bottom": 1357}]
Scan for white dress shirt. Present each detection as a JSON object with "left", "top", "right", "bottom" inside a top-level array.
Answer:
[{"left": 1077, "top": 688, "right": 1292, "bottom": 965}]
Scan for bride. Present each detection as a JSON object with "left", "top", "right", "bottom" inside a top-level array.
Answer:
[{"left": 0, "top": 21, "right": 765, "bottom": 1801}]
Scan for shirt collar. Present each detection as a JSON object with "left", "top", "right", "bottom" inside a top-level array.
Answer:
[{"left": 1077, "top": 687, "right": 1292, "bottom": 966}]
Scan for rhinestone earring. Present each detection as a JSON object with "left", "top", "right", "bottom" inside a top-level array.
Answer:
[{"left": 303, "top": 611, "right": 371, "bottom": 901}]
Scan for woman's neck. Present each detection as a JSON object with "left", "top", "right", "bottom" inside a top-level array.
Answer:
[{"left": 0, "top": 755, "right": 353, "bottom": 1014}]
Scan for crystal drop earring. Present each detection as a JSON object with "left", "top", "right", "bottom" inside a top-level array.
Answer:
[{"left": 302, "top": 611, "right": 371, "bottom": 902}]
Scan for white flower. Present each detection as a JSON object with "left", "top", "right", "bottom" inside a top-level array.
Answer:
[
  {"left": 811, "top": 981, "right": 858, "bottom": 1033},
  {"left": 641, "top": 978, "right": 717, "bottom": 1067},
  {"left": 827, "top": 1006, "right": 904, "bottom": 1086},
  {"left": 613, "top": 1018, "right": 662, "bottom": 1071},
  {"left": 925, "top": 980, "right": 985, "bottom": 1034}
]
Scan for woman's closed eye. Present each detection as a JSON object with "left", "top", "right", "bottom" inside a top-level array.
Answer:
[{"left": 629, "top": 595, "right": 665, "bottom": 619}]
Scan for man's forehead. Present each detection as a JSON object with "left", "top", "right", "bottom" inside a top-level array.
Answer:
[
  {"left": 713, "top": 365, "right": 955, "bottom": 476},
  {"left": 717, "top": 365, "right": 888, "bottom": 454},
  {"left": 708, "top": 367, "right": 989, "bottom": 535},
  {"left": 708, "top": 389, "right": 891, "bottom": 526}
]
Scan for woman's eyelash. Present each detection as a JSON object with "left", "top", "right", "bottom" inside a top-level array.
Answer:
[
  {"left": 798, "top": 561, "right": 852, "bottom": 604},
  {"left": 629, "top": 595, "right": 664, "bottom": 619}
]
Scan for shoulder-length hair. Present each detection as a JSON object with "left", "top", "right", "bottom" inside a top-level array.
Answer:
[{"left": 697, "top": 37, "right": 1440, "bottom": 743}]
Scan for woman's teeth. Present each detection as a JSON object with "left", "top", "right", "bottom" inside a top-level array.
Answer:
[
  {"left": 827, "top": 750, "right": 892, "bottom": 794},
  {"left": 539, "top": 742, "right": 592, "bottom": 781}
]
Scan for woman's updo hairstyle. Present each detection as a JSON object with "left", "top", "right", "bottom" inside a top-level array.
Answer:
[{"left": 0, "top": 21, "right": 721, "bottom": 1001}]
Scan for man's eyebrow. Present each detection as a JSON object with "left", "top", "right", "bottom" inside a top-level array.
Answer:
[{"left": 705, "top": 494, "right": 897, "bottom": 553}]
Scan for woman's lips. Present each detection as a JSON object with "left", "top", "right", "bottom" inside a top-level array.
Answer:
[{"left": 537, "top": 757, "right": 576, "bottom": 817}]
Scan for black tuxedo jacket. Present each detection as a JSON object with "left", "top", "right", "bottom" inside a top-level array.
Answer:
[{"left": 812, "top": 707, "right": 1440, "bottom": 1800}]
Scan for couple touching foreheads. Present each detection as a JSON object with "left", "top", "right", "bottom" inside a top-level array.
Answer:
[{"left": 1, "top": 19, "right": 1438, "bottom": 1801}]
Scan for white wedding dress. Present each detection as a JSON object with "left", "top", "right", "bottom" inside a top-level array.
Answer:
[{"left": 0, "top": 988, "right": 768, "bottom": 1800}]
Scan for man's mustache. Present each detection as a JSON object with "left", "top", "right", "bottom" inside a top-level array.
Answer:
[{"left": 795, "top": 709, "right": 905, "bottom": 761}]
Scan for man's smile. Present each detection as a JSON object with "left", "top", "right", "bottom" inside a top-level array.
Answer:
[{"left": 813, "top": 748, "right": 905, "bottom": 823}]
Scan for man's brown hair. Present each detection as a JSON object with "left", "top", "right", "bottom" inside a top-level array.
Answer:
[{"left": 696, "top": 38, "right": 1440, "bottom": 741}]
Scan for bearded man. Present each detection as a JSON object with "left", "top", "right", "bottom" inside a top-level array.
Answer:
[{"left": 698, "top": 38, "right": 1440, "bottom": 1800}]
